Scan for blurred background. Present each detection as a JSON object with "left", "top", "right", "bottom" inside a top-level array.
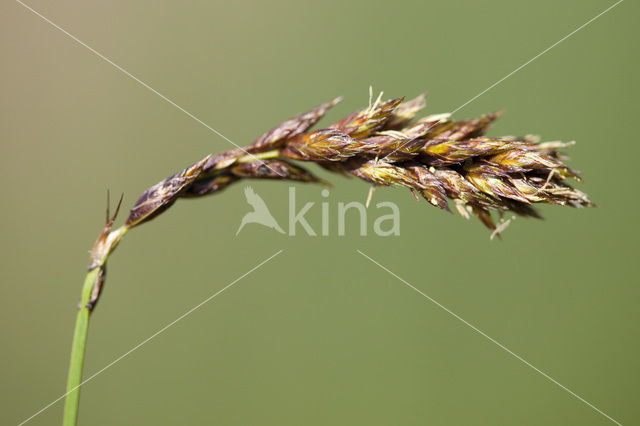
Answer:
[{"left": 1, "top": 0, "right": 638, "bottom": 424}]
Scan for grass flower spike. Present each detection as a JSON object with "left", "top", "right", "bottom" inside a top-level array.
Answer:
[{"left": 62, "top": 89, "right": 592, "bottom": 425}]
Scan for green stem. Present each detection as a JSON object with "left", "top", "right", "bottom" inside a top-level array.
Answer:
[
  {"left": 237, "top": 149, "right": 279, "bottom": 162},
  {"left": 63, "top": 225, "right": 127, "bottom": 425},
  {"left": 62, "top": 268, "right": 99, "bottom": 426}
]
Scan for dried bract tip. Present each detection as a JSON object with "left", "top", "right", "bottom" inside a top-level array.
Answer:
[
  {"left": 87, "top": 193, "right": 125, "bottom": 310},
  {"left": 90, "top": 193, "right": 124, "bottom": 270}
]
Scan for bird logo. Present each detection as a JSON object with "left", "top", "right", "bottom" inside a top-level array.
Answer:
[{"left": 236, "top": 186, "right": 285, "bottom": 235}]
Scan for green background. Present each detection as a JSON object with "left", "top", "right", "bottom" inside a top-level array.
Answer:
[{"left": 1, "top": 0, "right": 638, "bottom": 424}]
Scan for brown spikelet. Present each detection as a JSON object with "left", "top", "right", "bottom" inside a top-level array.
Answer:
[
  {"left": 404, "top": 164, "right": 450, "bottom": 211},
  {"left": 182, "top": 172, "right": 239, "bottom": 197},
  {"left": 330, "top": 97, "right": 404, "bottom": 139},
  {"left": 347, "top": 159, "right": 419, "bottom": 190},
  {"left": 422, "top": 111, "right": 504, "bottom": 141},
  {"left": 398, "top": 113, "right": 451, "bottom": 139},
  {"left": 383, "top": 93, "right": 427, "bottom": 130},
  {"left": 75, "top": 89, "right": 596, "bottom": 381},
  {"left": 485, "top": 149, "right": 580, "bottom": 180},
  {"left": 465, "top": 170, "right": 531, "bottom": 204},
  {"left": 280, "top": 129, "right": 360, "bottom": 161},
  {"left": 360, "top": 134, "right": 426, "bottom": 161},
  {"left": 126, "top": 155, "right": 210, "bottom": 227},
  {"left": 422, "top": 137, "right": 524, "bottom": 165},
  {"left": 202, "top": 148, "right": 246, "bottom": 172},
  {"left": 471, "top": 205, "right": 497, "bottom": 231},
  {"left": 249, "top": 97, "right": 342, "bottom": 151},
  {"left": 230, "top": 159, "right": 325, "bottom": 184},
  {"left": 120, "top": 89, "right": 592, "bottom": 236},
  {"left": 432, "top": 168, "right": 502, "bottom": 211}
]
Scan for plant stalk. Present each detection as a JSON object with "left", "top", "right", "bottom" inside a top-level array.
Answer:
[
  {"left": 62, "top": 268, "right": 99, "bottom": 426},
  {"left": 63, "top": 224, "right": 127, "bottom": 426},
  {"left": 238, "top": 149, "right": 279, "bottom": 162}
]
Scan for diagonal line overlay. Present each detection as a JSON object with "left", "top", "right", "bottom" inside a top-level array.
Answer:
[
  {"left": 357, "top": 249, "right": 622, "bottom": 426},
  {"left": 15, "top": 0, "right": 285, "bottom": 176},
  {"left": 17, "top": 249, "right": 284, "bottom": 426}
]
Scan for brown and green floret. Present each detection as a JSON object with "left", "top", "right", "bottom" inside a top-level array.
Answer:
[{"left": 125, "top": 90, "right": 593, "bottom": 236}]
